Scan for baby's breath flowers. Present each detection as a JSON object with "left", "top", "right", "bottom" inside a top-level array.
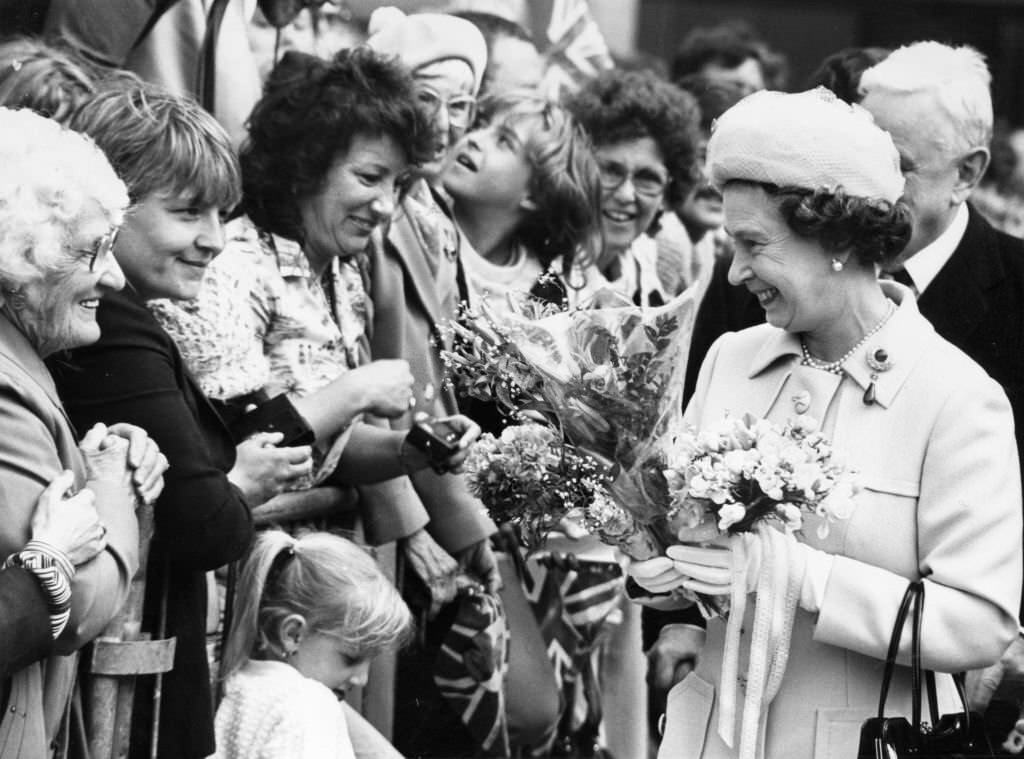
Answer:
[{"left": 463, "top": 423, "right": 613, "bottom": 550}]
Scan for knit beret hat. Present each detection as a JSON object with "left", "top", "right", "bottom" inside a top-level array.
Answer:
[
  {"left": 366, "top": 7, "right": 488, "bottom": 95},
  {"left": 706, "top": 87, "right": 905, "bottom": 202}
]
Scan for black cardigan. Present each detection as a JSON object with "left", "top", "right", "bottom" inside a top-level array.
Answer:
[{"left": 49, "top": 286, "right": 253, "bottom": 759}]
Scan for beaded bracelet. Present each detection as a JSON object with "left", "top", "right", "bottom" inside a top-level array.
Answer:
[{"left": 3, "top": 539, "right": 75, "bottom": 638}]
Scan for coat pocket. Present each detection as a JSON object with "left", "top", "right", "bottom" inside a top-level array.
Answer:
[
  {"left": 859, "top": 475, "right": 920, "bottom": 499},
  {"left": 657, "top": 673, "right": 715, "bottom": 759},
  {"left": 812, "top": 707, "right": 867, "bottom": 759}
]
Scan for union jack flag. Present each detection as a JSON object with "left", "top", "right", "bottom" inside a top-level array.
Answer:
[
  {"left": 528, "top": 0, "right": 615, "bottom": 97},
  {"left": 434, "top": 589, "right": 511, "bottom": 756},
  {"left": 524, "top": 552, "right": 624, "bottom": 755}
]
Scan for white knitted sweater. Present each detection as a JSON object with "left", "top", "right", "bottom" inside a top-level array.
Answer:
[{"left": 214, "top": 660, "right": 355, "bottom": 759}]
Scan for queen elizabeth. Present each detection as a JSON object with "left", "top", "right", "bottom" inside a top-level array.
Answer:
[{"left": 629, "top": 88, "right": 1022, "bottom": 759}]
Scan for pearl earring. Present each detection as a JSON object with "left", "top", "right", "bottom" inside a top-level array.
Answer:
[{"left": 831, "top": 258, "right": 844, "bottom": 272}]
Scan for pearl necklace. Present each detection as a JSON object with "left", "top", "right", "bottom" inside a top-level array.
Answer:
[{"left": 800, "top": 301, "right": 896, "bottom": 375}]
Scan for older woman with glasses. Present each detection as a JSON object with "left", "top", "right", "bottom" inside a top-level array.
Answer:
[
  {"left": 360, "top": 7, "right": 500, "bottom": 591},
  {"left": 565, "top": 68, "right": 702, "bottom": 307},
  {"left": 0, "top": 106, "right": 167, "bottom": 759}
]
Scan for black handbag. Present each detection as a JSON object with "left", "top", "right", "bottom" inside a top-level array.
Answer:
[{"left": 857, "top": 581, "right": 994, "bottom": 758}]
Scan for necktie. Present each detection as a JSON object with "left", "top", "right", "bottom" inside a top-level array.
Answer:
[{"left": 891, "top": 267, "right": 914, "bottom": 289}]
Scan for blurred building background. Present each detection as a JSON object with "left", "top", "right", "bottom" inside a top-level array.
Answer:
[
  {"left": 636, "top": 0, "right": 1024, "bottom": 127},
  {"left": 3, "top": 0, "right": 1023, "bottom": 122}
]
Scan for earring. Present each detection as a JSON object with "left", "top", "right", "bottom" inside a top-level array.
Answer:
[{"left": 831, "top": 258, "right": 844, "bottom": 272}]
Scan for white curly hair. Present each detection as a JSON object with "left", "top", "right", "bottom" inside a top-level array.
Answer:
[{"left": 0, "top": 106, "right": 128, "bottom": 290}]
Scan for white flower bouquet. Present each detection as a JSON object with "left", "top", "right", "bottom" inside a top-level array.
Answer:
[
  {"left": 665, "top": 412, "right": 856, "bottom": 541},
  {"left": 663, "top": 412, "right": 858, "bottom": 758}
]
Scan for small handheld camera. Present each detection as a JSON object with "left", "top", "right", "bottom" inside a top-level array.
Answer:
[{"left": 406, "top": 416, "right": 462, "bottom": 468}]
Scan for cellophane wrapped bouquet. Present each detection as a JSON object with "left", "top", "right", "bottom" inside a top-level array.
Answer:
[
  {"left": 444, "top": 289, "right": 700, "bottom": 557},
  {"left": 661, "top": 411, "right": 857, "bottom": 758}
]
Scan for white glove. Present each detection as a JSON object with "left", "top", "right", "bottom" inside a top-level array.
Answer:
[
  {"left": 666, "top": 538, "right": 762, "bottom": 596},
  {"left": 627, "top": 555, "right": 689, "bottom": 595},
  {"left": 628, "top": 532, "right": 834, "bottom": 612}
]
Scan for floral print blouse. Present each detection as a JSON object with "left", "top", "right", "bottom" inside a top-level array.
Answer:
[
  {"left": 151, "top": 216, "right": 370, "bottom": 402},
  {"left": 151, "top": 216, "right": 371, "bottom": 483}
]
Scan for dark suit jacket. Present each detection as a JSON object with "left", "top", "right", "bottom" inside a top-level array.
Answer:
[
  {"left": 918, "top": 208, "right": 1024, "bottom": 620},
  {"left": 0, "top": 567, "right": 51, "bottom": 679},
  {"left": 49, "top": 287, "right": 254, "bottom": 759},
  {"left": 918, "top": 208, "right": 1024, "bottom": 471}
]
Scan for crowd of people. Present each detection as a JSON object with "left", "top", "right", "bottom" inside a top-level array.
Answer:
[{"left": 1, "top": 4, "right": 1024, "bottom": 759}]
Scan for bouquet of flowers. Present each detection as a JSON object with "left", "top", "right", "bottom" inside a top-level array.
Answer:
[
  {"left": 444, "top": 290, "right": 701, "bottom": 555},
  {"left": 462, "top": 423, "right": 610, "bottom": 549},
  {"left": 665, "top": 412, "right": 857, "bottom": 541},
  {"left": 661, "top": 412, "right": 857, "bottom": 759}
]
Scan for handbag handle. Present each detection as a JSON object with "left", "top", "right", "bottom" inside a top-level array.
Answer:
[
  {"left": 877, "top": 581, "right": 974, "bottom": 737},
  {"left": 876, "top": 581, "right": 921, "bottom": 719}
]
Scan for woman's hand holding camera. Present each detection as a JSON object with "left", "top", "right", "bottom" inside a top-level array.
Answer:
[
  {"left": 229, "top": 432, "right": 313, "bottom": 505},
  {"left": 402, "top": 413, "right": 481, "bottom": 474}
]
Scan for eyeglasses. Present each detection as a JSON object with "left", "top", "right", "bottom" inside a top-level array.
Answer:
[
  {"left": 74, "top": 226, "right": 120, "bottom": 272},
  {"left": 415, "top": 87, "right": 477, "bottom": 130},
  {"left": 597, "top": 161, "right": 669, "bottom": 198}
]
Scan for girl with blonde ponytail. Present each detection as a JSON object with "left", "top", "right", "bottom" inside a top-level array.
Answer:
[{"left": 215, "top": 530, "right": 412, "bottom": 758}]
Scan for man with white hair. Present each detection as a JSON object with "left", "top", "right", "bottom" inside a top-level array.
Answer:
[{"left": 860, "top": 40, "right": 1024, "bottom": 741}]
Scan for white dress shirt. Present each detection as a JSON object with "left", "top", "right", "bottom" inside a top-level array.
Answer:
[{"left": 902, "top": 203, "right": 969, "bottom": 295}]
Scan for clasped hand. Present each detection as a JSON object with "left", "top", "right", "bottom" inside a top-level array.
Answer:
[
  {"left": 80, "top": 422, "right": 169, "bottom": 505},
  {"left": 628, "top": 537, "right": 762, "bottom": 597}
]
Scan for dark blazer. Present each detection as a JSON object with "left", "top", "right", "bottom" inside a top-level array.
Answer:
[
  {"left": 682, "top": 254, "right": 764, "bottom": 407},
  {"left": 917, "top": 208, "right": 1024, "bottom": 472},
  {"left": 0, "top": 568, "right": 51, "bottom": 680},
  {"left": 918, "top": 208, "right": 1024, "bottom": 620},
  {"left": 49, "top": 287, "right": 254, "bottom": 759}
]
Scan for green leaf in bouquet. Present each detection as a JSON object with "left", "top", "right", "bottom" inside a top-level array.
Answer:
[{"left": 618, "top": 312, "right": 642, "bottom": 343}]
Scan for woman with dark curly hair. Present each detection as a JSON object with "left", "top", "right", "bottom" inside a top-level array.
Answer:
[
  {"left": 629, "top": 88, "right": 1022, "bottom": 759},
  {"left": 564, "top": 67, "right": 701, "bottom": 307},
  {"left": 151, "top": 47, "right": 488, "bottom": 624}
]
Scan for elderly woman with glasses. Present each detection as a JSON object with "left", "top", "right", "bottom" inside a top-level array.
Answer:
[
  {"left": 0, "top": 107, "right": 168, "bottom": 759},
  {"left": 564, "top": 68, "right": 702, "bottom": 307},
  {"left": 360, "top": 5, "right": 502, "bottom": 598}
]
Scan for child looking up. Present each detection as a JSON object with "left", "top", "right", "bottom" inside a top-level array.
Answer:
[
  {"left": 442, "top": 91, "right": 601, "bottom": 316},
  {"left": 215, "top": 530, "right": 412, "bottom": 759}
]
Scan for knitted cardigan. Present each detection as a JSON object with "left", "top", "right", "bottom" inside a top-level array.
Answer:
[{"left": 214, "top": 660, "right": 354, "bottom": 759}]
